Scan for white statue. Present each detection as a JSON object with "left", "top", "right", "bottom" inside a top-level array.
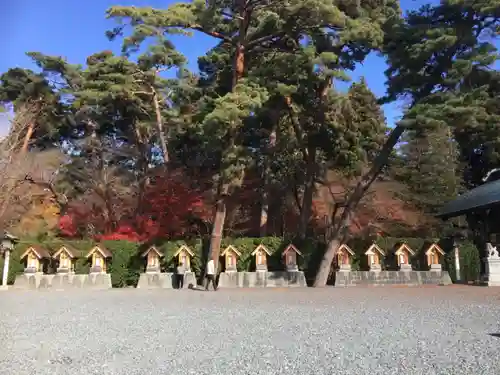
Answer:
[{"left": 486, "top": 243, "right": 499, "bottom": 258}]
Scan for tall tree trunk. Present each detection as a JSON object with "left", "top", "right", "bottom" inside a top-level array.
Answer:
[
  {"left": 151, "top": 87, "right": 169, "bottom": 164},
  {"left": 209, "top": 183, "right": 229, "bottom": 269},
  {"left": 208, "top": 0, "right": 248, "bottom": 271},
  {"left": 259, "top": 189, "right": 269, "bottom": 236},
  {"left": 259, "top": 110, "right": 278, "bottom": 236},
  {"left": 21, "top": 123, "right": 34, "bottom": 154},
  {"left": 313, "top": 125, "right": 405, "bottom": 287},
  {"left": 298, "top": 146, "right": 316, "bottom": 240},
  {"left": 133, "top": 126, "right": 149, "bottom": 216}
]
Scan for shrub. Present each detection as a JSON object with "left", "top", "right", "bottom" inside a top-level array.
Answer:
[
  {"left": 444, "top": 241, "right": 481, "bottom": 283},
  {"left": 104, "top": 240, "right": 141, "bottom": 288}
]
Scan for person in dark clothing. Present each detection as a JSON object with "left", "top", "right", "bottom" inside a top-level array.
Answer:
[
  {"left": 176, "top": 261, "right": 186, "bottom": 289},
  {"left": 205, "top": 259, "right": 217, "bottom": 291}
]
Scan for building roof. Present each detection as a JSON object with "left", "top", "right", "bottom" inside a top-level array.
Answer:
[
  {"left": 338, "top": 244, "right": 355, "bottom": 256},
  {"left": 52, "top": 245, "right": 80, "bottom": 259},
  {"left": 251, "top": 244, "right": 272, "bottom": 256},
  {"left": 141, "top": 246, "right": 164, "bottom": 258},
  {"left": 395, "top": 243, "right": 416, "bottom": 256},
  {"left": 221, "top": 245, "right": 242, "bottom": 257},
  {"left": 365, "top": 243, "right": 385, "bottom": 256},
  {"left": 173, "top": 245, "right": 194, "bottom": 257},
  {"left": 20, "top": 245, "right": 51, "bottom": 260},
  {"left": 437, "top": 180, "right": 500, "bottom": 219},
  {"left": 282, "top": 244, "right": 302, "bottom": 256},
  {"left": 85, "top": 244, "right": 112, "bottom": 259},
  {"left": 425, "top": 243, "right": 445, "bottom": 255}
]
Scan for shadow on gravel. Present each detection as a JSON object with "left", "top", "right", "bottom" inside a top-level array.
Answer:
[
  {"left": 188, "top": 284, "right": 208, "bottom": 292},
  {"left": 488, "top": 333, "right": 500, "bottom": 338}
]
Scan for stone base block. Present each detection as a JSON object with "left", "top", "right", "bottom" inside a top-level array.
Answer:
[
  {"left": 13, "top": 273, "right": 112, "bottom": 290},
  {"left": 481, "top": 257, "right": 500, "bottom": 286},
  {"left": 217, "top": 272, "right": 240, "bottom": 288},
  {"left": 217, "top": 271, "right": 307, "bottom": 288},
  {"left": 136, "top": 272, "right": 196, "bottom": 289},
  {"left": 286, "top": 271, "right": 307, "bottom": 287},
  {"left": 399, "top": 264, "right": 412, "bottom": 272},
  {"left": 335, "top": 270, "right": 452, "bottom": 287}
]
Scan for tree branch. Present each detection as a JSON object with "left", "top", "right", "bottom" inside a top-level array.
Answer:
[
  {"left": 23, "top": 174, "right": 68, "bottom": 209},
  {"left": 246, "top": 32, "right": 287, "bottom": 49},
  {"left": 188, "top": 25, "right": 234, "bottom": 44}
]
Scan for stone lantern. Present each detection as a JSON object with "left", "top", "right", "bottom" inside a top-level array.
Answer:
[{"left": 1, "top": 232, "right": 19, "bottom": 290}]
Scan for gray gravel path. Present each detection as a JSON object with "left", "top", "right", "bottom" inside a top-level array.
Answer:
[{"left": 0, "top": 286, "right": 499, "bottom": 375}]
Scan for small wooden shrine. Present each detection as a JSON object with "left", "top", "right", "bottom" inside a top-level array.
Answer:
[
  {"left": 251, "top": 244, "right": 272, "bottom": 271},
  {"left": 173, "top": 245, "right": 194, "bottom": 271},
  {"left": 394, "top": 243, "right": 415, "bottom": 271},
  {"left": 425, "top": 243, "right": 444, "bottom": 270},
  {"left": 221, "top": 245, "right": 241, "bottom": 272},
  {"left": 52, "top": 245, "right": 80, "bottom": 273},
  {"left": 20, "top": 245, "right": 50, "bottom": 274},
  {"left": 86, "top": 244, "right": 112, "bottom": 273},
  {"left": 282, "top": 244, "right": 302, "bottom": 272},
  {"left": 337, "top": 244, "right": 354, "bottom": 271},
  {"left": 365, "top": 243, "right": 385, "bottom": 271},
  {"left": 141, "top": 246, "right": 164, "bottom": 273}
]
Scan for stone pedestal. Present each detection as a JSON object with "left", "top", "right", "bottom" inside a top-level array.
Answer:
[
  {"left": 255, "top": 264, "right": 267, "bottom": 272},
  {"left": 56, "top": 267, "right": 73, "bottom": 274},
  {"left": 399, "top": 264, "right": 412, "bottom": 272},
  {"left": 225, "top": 265, "right": 237, "bottom": 273},
  {"left": 90, "top": 266, "right": 104, "bottom": 274},
  {"left": 482, "top": 256, "right": 500, "bottom": 286},
  {"left": 145, "top": 265, "right": 161, "bottom": 274},
  {"left": 286, "top": 264, "right": 298, "bottom": 272},
  {"left": 339, "top": 264, "right": 351, "bottom": 272},
  {"left": 24, "top": 267, "right": 39, "bottom": 274},
  {"left": 430, "top": 263, "right": 442, "bottom": 271},
  {"left": 217, "top": 271, "right": 307, "bottom": 288},
  {"left": 335, "top": 270, "right": 452, "bottom": 287},
  {"left": 137, "top": 272, "right": 174, "bottom": 289},
  {"left": 369, "top": 264, "right": 382, "bottom": 272},
  {"left": 137, "top": 271, "right": 197, "bottom": 289}
]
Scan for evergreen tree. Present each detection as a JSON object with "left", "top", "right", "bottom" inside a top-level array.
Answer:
[
  {"left": 314, "top": 0, "right": 500, "bottom": 286},
  {"left": 107, "top": 0, "right": 400, "bottom": 267},
  {"left": 0, "top": 68, "right": 65, "bottom": 151},
  {"left": 393, "top": 125, "right": 462, "bottom": 214}
]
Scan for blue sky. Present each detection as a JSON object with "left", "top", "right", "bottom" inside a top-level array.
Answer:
[{"left": 1, "top": 0, "right": 437, "bottom": 135}]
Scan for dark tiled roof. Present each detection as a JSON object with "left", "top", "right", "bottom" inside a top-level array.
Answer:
[{"left": 437, "top": 180, "right": 500, "bottom": 219}]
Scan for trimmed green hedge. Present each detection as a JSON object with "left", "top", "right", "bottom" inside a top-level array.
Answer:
[
  {"left": 0, "top": 236, "right": 482, "bottom": 287},
  {"left": 444, "top": 241, "right": 481, "bottom": 283}
]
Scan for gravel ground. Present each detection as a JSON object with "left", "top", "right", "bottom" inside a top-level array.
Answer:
[{"left": 1, "top": 286, "right": 500, "bottom": 375}]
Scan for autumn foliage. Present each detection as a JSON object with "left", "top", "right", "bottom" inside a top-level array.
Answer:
[{"left": 59, "top": 171, "right": 210, "bottom": 242}]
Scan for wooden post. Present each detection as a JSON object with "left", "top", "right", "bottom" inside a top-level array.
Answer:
[
  {"left": 2, "top": 250, "right": 10, "bottom": 286},
  {"left": 454, "top": 246, "right": 461, "bottom": 282}
]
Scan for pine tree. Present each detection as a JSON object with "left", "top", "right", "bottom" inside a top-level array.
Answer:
[
  {"left": 314, "top": 0, "right": 500, "bottom": 286},
  {"left": 107, "top": 0, "right": 400, "bottom": 268},
  {"left": 0, "top": 68, "right": 64, "bottom": 152}
]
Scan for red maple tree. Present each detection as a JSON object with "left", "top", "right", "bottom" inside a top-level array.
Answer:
[{"left": 59, "top": 171, "right": 210, "bottom": 242}]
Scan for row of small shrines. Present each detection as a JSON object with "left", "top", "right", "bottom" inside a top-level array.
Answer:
[{"left": 18, "top": 241, "right": 445, "bottom": 275}]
